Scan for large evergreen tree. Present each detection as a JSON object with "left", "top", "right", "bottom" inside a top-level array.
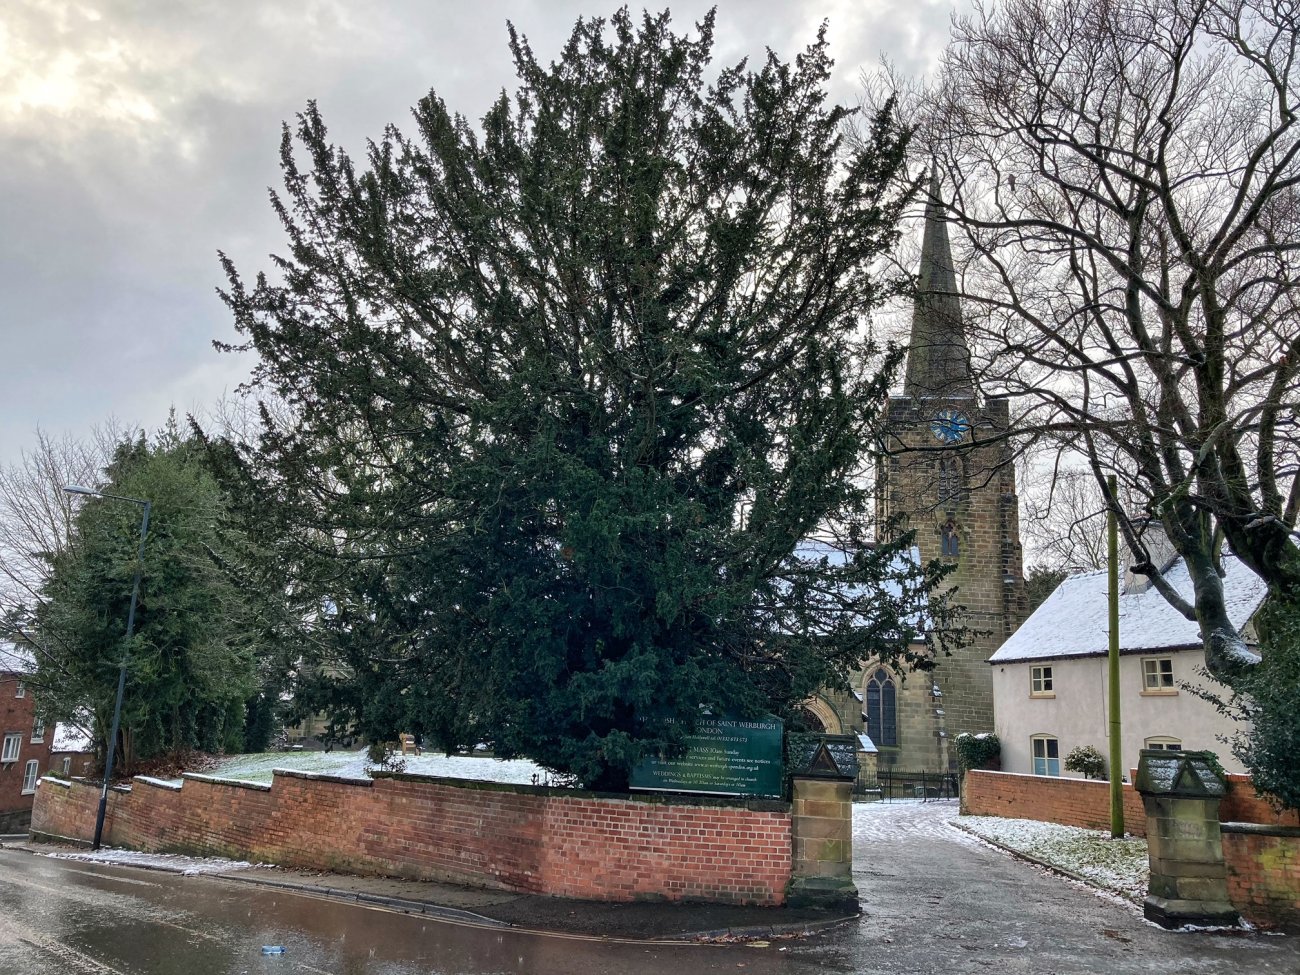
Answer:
[
  {"left": 211, "top": 9, "right": 944, "bottom": 789},
  {"left": 26, "top": 425, "right": 275, "bottom": 772}
]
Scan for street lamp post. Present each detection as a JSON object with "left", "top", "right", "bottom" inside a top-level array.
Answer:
[{"left": 64, "top": 485, "right": 151, "bottom": 850}]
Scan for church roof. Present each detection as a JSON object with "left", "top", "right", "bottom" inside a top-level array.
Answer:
[
  {"left": 790, "top": 540, "right": 929, "bottom": 638},
  {"left": 988, "top": 555, "right": 1267, "bottom": 664},
  {"left": 903, "top": 170, "right": 976, "bottom": 400}
]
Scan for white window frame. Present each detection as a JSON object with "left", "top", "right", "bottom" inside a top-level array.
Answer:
[
  {"left": 31, "top": 717, "right": 44, "bottom": 743},
  {"left": 21, "top": 759, "right": 38, "bottom": 794},
  {"left": 1145, "top": 736, "right": 1183, "bottom": 751},
  {"left": 1142, "top": 656, "right": 1176, "bottom": 693},
  {"left": 1031, "top": 735, "right": 1061, "bottom": 776},
  {"left": 61, "top": 756, "right": 72, "bottom": 775},
  {"left": 14, "top": 681, "right": 24, "bottom": 699},
  {"left": 1, "top": 733, "right": 19, "bottom": 763},
  {"left": 1030, "top": 665, "right": 1054, "bottom": 697}
]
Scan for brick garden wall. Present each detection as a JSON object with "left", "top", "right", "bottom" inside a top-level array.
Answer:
[
  {"left": 963, "top": 770, "right": 1300, "bottom": 927},
  {"left": 31, "top": 770, "right": 792, "bottom": 906},
  {"left": 962, "top": 770, "right": 1147, "bottom": 836},
  {"left": 1220, "top": 774, "right": 1300, "bottom": 828},
  {"left": 1222, "top": 825, "right": 1300, "bottom": 927}
]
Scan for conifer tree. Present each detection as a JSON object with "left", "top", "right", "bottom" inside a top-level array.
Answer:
[
  {"left": 26, "top": 424, "right": 274, "bottom": 772},
  {"left": 212, "top": 9, "right": 944, "bottom": 789}
]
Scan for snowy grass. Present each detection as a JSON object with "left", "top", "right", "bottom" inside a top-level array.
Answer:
[
  {"left": 184, "top": 749, "right": 551, "bottom": 787},
  {"left": 958, "top": 815, "right": 1149, "bottom": 903}
]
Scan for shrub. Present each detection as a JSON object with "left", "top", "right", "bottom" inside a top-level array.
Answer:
[
  {"left": 954, "top": 732, "right": 1000, "bottom": 771},
  {"left": 1064, "top": 744, "right": 1107, "bottom": 780}
]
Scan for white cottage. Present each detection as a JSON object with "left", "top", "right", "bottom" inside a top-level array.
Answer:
[{"left": 987, "top": 555, "right": 1267, "bottom": 779}]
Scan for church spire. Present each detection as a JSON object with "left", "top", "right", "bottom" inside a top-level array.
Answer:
[{"left": 903, "top": 168, "right": 975, "bottom": 400}]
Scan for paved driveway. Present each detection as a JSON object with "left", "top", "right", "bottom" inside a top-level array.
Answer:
[{"left": 798, "top": 800, "right": 1300, "bottom": 974}]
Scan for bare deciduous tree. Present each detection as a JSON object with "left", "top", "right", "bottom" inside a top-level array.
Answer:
[
  {"left": 1021, "top": 467, "right": 1108, "bottom": 574},
  {"left": 0, "top": 424, "right": 129, "bottom": 619},
  {"left": 903, "top": 0, "right": 1300, "bottom": 675}
]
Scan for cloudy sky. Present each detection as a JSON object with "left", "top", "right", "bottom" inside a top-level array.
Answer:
[{"left": 1, "top": 0, "right": 958, "bottom": 468}]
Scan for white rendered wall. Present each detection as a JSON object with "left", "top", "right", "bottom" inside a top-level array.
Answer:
[{"left": 991, "top": 649, "right": 1246, "bottom": 779}]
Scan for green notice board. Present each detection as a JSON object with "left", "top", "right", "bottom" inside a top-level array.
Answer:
[{"left": 629, "top": 716, "right": 784, "bottom": 798}]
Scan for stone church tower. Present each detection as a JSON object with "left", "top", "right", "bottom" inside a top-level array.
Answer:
[{"left": 867, "top": 173, "right": 1029, "bottom": 770}]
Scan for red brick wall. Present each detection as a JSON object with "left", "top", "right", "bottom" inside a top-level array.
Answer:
[
  {"left": 31, "top": 770, "right": 792, "bottom": 905},
  {"left": 1222, "top": 826, "right": 1300, "bottom": 927},
  {"left": 1220, "top": 774, "right": 1300, "bottom": 828},
  {"left": 0, "top": 671, "right": 55, "bottom": 829},
  {"left": 962, "top": 770, "right": 1148, "bottom": 836},
  {"left": 963, "top": 770, "right": 1299, "bottom": 839}
]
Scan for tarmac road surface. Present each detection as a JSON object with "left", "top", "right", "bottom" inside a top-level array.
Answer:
[
  {"left": 0, "top": 850, "right": 832, "bottom": 975},
  {"left": 2, "top": 801, "right": 1299, "bottom": 974}
]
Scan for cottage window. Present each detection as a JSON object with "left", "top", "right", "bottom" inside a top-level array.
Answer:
[
  {"left": 21, "top": 759, "right": 38, "bottom": 794},
  {"left": 1142, "top": 657, "right": 1176, "bottom": 693},
  {"left": 1, "top": 733, "right": 19, "bottom": 763},
  {"left": 61, "top": 756, "right": 72, "bottom": 775},
  {"left": 14, "top": 681, "right": 24, "bottom": 699},
  {"left": 1031, "top": 735, "right": 1060, "bottom": 776},
  {"left": 865, "top": 668, "right": 898, "bottom": 747},
  {"left": 1030, "top": 665, "right": 1054, "bottom": 697}
]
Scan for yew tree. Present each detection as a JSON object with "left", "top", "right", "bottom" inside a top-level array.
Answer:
[{"left": 211, "top": 10, "right": 942, "bottom": 789}]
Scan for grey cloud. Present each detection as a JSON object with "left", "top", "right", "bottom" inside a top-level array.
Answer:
[{"left": 1, "top": 0, "right": 964, "bottom": 465}]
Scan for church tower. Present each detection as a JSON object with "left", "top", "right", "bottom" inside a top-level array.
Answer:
[{"left": 871, "top": 171, "right": 1029, "bottom": 769}]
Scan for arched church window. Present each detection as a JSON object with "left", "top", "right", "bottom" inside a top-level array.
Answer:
[
  {"left": 938, "top": 458, "right": 963, "bottom": 508},
  {"left": 864, "top": 668, "right": 897, "bottom": 747},
  {"left": 941, "top": 520, "right": 960, "bottom": 558}
]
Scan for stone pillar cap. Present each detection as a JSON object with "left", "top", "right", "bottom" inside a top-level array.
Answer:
[{"left": 1135, "top": 750, "right": 1227, "bottom": 798}]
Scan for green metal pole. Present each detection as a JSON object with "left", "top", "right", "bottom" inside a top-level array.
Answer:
[{"left": 1107, "top": 475, "right": 1124, "bottom": 838}]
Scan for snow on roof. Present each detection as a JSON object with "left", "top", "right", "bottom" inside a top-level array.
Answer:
[
  {"left": 989, "top": 554, "right": 1267, "bottom": 664},
  {"left": 0, "top": 643, "right": 36, "bottom": 675},
  {"left": 790, "top": 540, "right": 929, "bottom": 637},
  {"left": 53, "top": 723, "right": 94, "bottom": 753}
]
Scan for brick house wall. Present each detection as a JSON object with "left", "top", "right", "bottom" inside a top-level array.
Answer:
[
  {"left": 0, "top": 669, "right": 55, "bottom": 832},
  {"left": 32, "top": 769, "right": 793, "bottom": 905}
]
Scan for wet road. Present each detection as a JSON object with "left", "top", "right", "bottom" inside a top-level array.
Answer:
[
  {"left": 5, "top": 804, "right": 1300, "bottom": 974},
  {"left": 0, "top": 851, "right": 832, "bottom": 975}
]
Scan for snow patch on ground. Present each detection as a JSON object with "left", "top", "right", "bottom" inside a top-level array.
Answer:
[
  {"left": 183, "top": 749, "right": 551, "bottom": 786},
  {"left": 45, "top": 848, "right": 254, "bottom": 875},
  {"left": 958, "top": 815, "right": 1149, "bottom": 903}
]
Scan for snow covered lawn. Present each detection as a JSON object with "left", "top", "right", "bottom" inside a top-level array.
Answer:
[
  {"left": 957, "top": 815, "right": 1149, "bottom": 903},
  {"left": 187, "top": 749, "right": 550, "bottom": 786}
]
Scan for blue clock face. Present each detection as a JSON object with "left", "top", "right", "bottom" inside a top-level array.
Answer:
[{"left": 930, "top": 409, "right": 970, "bottom": 444}]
